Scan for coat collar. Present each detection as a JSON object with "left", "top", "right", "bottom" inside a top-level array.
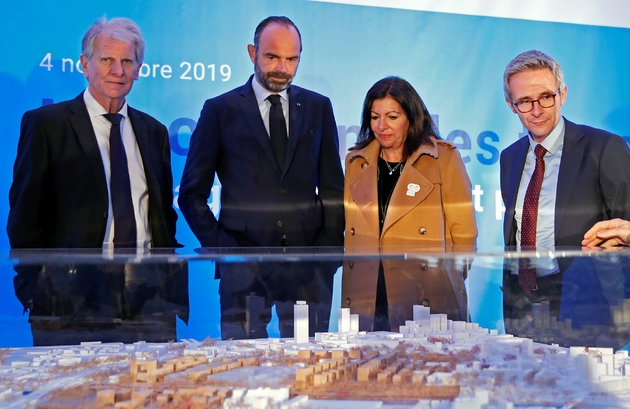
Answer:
[{"left": 348, "top": 136, "right": 440, "bottom": 167}]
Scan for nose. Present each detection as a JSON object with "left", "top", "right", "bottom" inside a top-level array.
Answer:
[
  {"left": 530, "top": 100, "right": 544, "bottom": 116},
  {"left": 377, "top": 117, "right": 388, "bottom": 131},
  {"left": 110, "top": 59, "right": 124, "bottom": 76},
  {"left": 274, "top": 59, "right": 288, "bottom": 73}
]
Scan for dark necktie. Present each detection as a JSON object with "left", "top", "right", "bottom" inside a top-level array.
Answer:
[
  {"left": 267, "top": 94, "right": 288, "bottom": 168},
  {"left": 103, "top": 113, "right": 137, "bottom": 248},
  {"left": 519, "top": 143, "right": 547, "bottom": 294}
]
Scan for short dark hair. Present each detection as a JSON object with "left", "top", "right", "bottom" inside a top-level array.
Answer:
[
  {"left": 253, "top": 16, "right": 302, "bottom": 53},
  {"left": 355, "top": 76, "right": 440, "bottom": 160}
]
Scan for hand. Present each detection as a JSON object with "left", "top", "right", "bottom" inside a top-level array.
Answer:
[{"left": 582, "top": 218, "right": 630, "bottom": 248}]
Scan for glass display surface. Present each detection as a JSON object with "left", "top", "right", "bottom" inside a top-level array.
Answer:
[{"left": 0, "top": 247, "right": 629, "bottom": 407}]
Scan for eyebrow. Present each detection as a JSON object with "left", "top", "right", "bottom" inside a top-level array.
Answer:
[
  {"left": 264, "top": 52, "right": 299, "bottom": 59},
  {"left": 515, "top": 90, "right": 556, "bottom": 101},
  {"left": 371, "top": 110, "right": 402, "bottom": 115}
]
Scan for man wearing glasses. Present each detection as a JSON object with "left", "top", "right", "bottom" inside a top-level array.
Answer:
[
  {"left": 500, "top": 50, "right": 630, "bottom": 318},
  {"left": 501, "top": 49, "right": 630, "bottom": 251}
]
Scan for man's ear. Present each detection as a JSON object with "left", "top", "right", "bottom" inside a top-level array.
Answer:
[
  {"left": 505, "top": 98, "right": 517, "bottom": 114},
  {"left": 79, "top": 55, "right": 89, "bottom": 79},
  {"left": 247, "top": 44, "right": 256, "bottom": 64}
]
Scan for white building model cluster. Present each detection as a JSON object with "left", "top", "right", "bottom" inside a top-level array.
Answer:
[{"left": 0, "top": 304, "right": 629, "bottom": 408}]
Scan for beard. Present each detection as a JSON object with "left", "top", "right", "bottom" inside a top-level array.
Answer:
[{"left": 254, "top": 62, "right": 294, "bottom": 92}]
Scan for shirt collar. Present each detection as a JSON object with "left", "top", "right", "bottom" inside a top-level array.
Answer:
[
  {"left": 83, "top": 88, "right": 129, "bottom": 119},
  {"left": 251, "top": 75, "right": 289, "bottom": 105},
  {"left": 530, "top": 116, "right": 565, "bottom": 155}
]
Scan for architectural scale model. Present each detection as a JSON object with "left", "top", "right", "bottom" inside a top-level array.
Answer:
[
  {"left": 0, "top": 304, "right": 629, "bottom": 408},
  {"left": 505, "top": 299, "right": 630, "bottom": 350}
]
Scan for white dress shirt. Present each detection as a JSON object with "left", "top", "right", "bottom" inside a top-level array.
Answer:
[
  {"left": 83, "top": 89, "right": 151, "bottom": 249},
  {"left": 514, "top": 117, "right": 565, "bottom": 276},
  {"left": 251, "top": 76, "right": 289, "bottom": 137}
]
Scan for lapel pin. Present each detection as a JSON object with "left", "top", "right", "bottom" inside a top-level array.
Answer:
[{"left": 406, "top": 183, "right": 420, "bottom": 197}]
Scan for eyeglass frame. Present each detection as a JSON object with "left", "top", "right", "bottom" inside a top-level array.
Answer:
[{"left": 510, "top": 89, "right": 561, "bottom": 113}]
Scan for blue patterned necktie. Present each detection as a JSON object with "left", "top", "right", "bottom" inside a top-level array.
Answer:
[{"left": 103, "top": 113, "right": 137, "bottom": 248}]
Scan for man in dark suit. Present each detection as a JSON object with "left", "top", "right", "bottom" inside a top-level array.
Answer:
[
  {"left": 7, "top": 17, "right": 179, "bottom": 249},
  {"left": 178, "top": 16, "right": 344, "bottom": 339},
  {"left": 500, "top": 50, "right": 630, "bottom": 320},
  {"left": 178, "top": 16, "right": 344, "bottom": 249}
]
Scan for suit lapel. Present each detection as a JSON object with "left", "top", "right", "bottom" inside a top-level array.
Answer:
[
  {"left": 555, "top": 119, "right": 585, "bottom": 237},
  {"left": 285, "top": 86, "right": 303, "bottom": 177},
  {"left": 67, "top": 94, "right": 109, "bottom": 204},
  {"left": 238, "top": 79, "right": 282, "bottom": 173},
  {"left": 128, "top": 108, "right": 162, "bottom": 206},
  {"left": 503, "top": 136, "right": 528, "bottom": 244}
]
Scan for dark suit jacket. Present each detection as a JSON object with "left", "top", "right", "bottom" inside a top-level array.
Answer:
[
  {"left": 500, "top": 118, "right": 630, "bottom": 247},
  {"left": 7, "top": 93, "right": 179, "bottom": 248},
  {"left": 178, "top": 76, "right": 344, "bottom": 248}
]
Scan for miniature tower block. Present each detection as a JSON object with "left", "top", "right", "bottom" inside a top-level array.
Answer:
[
  {"left": 338, "top": 308, "right": 350, "bottom": 334},
  {"left": 294, "top": 301, "right": 309, "bottom": 343}
]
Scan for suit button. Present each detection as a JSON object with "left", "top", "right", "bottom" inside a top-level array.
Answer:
[
  {"left": 422, "top": 298, "right": 430, "bottom": 307},
  {"left": 280, "top": 189, "right": 287, "bottom": 194},
  {"left": 350, "top": 227, "right": 355, "bottom": 235},
  {"left": 345, "top": 297, "right": 351, "bottom": 306},
  {"left": 277, "top": 220, "right": 283, "bottom": 227},
  {"left": 419, "top": 263, "right": 428, "bottom": 271},
  {"left": 103, "top": 211, "right": 108, "bottom": 218},
  {"left": 418, "top": 227, "right": 427, "bottom": 235},
  {"left": 348, "top": 262, "right": 354, "bottom": 269},
  {"left": 361, "top": 162, "right": 368, "bottom": 169}
]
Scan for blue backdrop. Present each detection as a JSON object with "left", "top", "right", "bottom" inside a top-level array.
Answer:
[{"left": 1, "top": 0, "right": 629, "bottom": 344}]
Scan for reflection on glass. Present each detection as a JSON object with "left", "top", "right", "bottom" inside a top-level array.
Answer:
[
  {"left": 503, "top": 253, "right": 630, "bottom": 349},
  {"left": 217, "top": 260, "right": 337, "bottom": 340},
  {"left": 343, "top": 254, "right": 470, "bottom": 332},
  {"left": 13, "top": 253, "right": 189, "bottom": 346}
]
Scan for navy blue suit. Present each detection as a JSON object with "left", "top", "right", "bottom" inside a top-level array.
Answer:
[
  {"left": 178, "top": 76, "right": 344, "bottom": 248},
  {"left": 501, "top": 118, "right": 630, "bottom": 248},
  {"left": 500, "top": 118, "right": 630, "bottom": 321},
  {"left": 178, "top": 76, "right": 344, "bottom": 339},
  {"left": 7, "top": 93, "right": 179, "bottom": 248}
]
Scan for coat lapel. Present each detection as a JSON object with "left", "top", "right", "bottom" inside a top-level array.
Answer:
[
  {"left": 67, "top": 94, "right": 109, "bottom": 204},
  {"left": 348, "top": 142, "right": 380, "bottom": 235},
  {"left": 238, "top": 78, "right": 282, "bottom": 172},
  {"left": 555, "top": 119, "right": 585, "bottom": 237},
  {"left": 381, "top": 144, "right": 435, "bottom": 236},
  {"left": 348, "top": 140, "right": 439, "bottom": 238}
]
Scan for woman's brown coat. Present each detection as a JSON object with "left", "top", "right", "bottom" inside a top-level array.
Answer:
[{"left": 342, "top": 138, "right": 477, "bottom": 331}]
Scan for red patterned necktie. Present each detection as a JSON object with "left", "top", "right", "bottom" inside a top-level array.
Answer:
[{"left": 519, "top": 143, "right": 547, "bottom": 294}]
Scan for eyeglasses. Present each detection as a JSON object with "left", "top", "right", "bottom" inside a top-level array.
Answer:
[{"left": 511, "top": 89, "right": 561, "bottom": 113}]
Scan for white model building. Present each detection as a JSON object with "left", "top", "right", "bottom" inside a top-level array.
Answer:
[{"left": 294, "top": 300, "right": 309, "bottom": 344}]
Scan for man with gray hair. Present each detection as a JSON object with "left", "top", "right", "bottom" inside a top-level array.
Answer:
[
  {"left": 500, "top": 50, "right": 630, "bottom": 318},
  {"left": 8, "top": 17, "right": 179, "bottom": 249},
  {"left": 501, "top": 49, "right": 630, "bottom": 251}
]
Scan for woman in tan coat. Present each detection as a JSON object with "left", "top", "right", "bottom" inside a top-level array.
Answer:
[{"left": 343, "top": 77, "right": 478, "bottom": 331}]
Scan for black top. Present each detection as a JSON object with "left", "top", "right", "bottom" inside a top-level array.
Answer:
[{"left": 377, "top": 157, "right": 404, "bottom": 234}]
